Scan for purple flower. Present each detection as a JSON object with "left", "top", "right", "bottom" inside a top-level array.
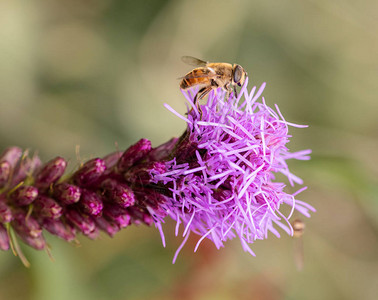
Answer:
[
  {"left": 0, "top": 77, "right": 314, "bottom": 266},
  {"left": 151, "top": 77, "right": 315, "bottom": 262}
]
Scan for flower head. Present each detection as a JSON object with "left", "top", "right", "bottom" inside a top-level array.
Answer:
[{"left": 151, "top": 78, "right": 315, "bottom": 261}]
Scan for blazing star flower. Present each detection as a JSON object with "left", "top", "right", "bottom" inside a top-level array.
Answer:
[
  {"left": 0, "top": 77, "right": 314, "bottom": 266},
  {"left": 152, "top": 77, "right": 315, "bottom": 262}
]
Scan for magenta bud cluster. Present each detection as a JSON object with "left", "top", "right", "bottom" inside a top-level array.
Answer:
[{"left": 0, "top": 139, "right": 172, "bottom": 252}]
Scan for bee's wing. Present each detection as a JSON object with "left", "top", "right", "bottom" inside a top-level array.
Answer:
[
  {"left": 177, "top": 67, "right": 217, "bottom": 80},
  {"left": 181, "top": 56, "right": 208, "bottom": 67},
  {"left": 178, "top": 74, "right": 217, "bottom": 80}
]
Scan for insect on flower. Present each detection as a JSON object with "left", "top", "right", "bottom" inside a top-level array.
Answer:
[
  {"left": 0, "top": 67, "right": 314, "bottom": 267},
  {"left": 179, "top": 56, "right": 248, "bottom": 106}
]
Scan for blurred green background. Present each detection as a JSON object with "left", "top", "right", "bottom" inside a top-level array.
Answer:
[{"left": 0, "top": 0, "right": 377, "bottom": 299}]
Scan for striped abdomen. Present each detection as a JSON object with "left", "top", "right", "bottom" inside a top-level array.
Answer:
[{"left": 180, "top": 67, "right": 212, "bottom": 90}]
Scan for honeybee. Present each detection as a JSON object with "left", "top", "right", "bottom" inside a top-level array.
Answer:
[
  {"left": 180, "top": 56, "right": 247, "bottom": 105},
  {"left": 291, "top": 219, "right": 306, "bottom": 271}
]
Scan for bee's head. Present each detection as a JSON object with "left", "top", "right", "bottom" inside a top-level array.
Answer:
[{"left": 232, "top": 64, "right": 247, "bottom": 87}]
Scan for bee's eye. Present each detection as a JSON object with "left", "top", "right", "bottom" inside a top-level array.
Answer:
[{"left": 233, "top": 65, "right": 243, "bottom": 85}]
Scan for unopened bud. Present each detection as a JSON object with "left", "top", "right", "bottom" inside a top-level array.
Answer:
[
  {"left": 86, "top": 227, "right": 100, "bottom": 240},
  {"left": 148, "top": 137, "right": 178, "bottom": 161},
  {"left": 42, "top": 218, "right": 76, "bottom": 242},
  {"left": 102, "top": 151, "right": 122, "bottom": 169},
  {"left": 54, "top": 183, "right": 81, "bottom": 205},
  {"left": 33, "top": 196, "right": 62, "bottom": 219},
  {"left": 102, "top": 179, "right": 135, "bottom": 208},
  {"left": 73, "top": 158, "right": 106, "bottom": 187},
  {"left": 102, "top": 203, "right": 127, "bottom": 218},
  {"left": 125, "top": 161, "right": 166, "bottom": 185},
  {"left": 95, "top": 217, "right": 120, "bottom": 237},
  {"left": 80, "top": 190, "right": 103, "bottom": 216},
  {"left": 112, "top": 214, "right": 131, "bottom": 229},
  {"left": 34, "top": 157, "right": 67, "bottom": 189},
  {"left": 129, "top": 208, "right": 153, "bottom": 226},
  {"left": 11, "top": 212, "right": 42, "bottom": 239},
  {"left": 12, "top": 155, "right": 41, "bottom": 186},
  {"left": 65, "top": 209, "right": 95, "bottom": 235},
  {"left": 11, "top": 186, "right": 38, "bottom": 206},
  {"left": 0, "top": 147, "right": 23, "bottom": 168},
  {"left": 117, "top": 139, "right": 151, "bottom": 172},
  {"left": 19, "top": 234, "right": 46, "bottom": 250}
]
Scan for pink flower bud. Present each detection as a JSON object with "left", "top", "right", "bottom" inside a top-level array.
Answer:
[
  {"left": 95, "top": 217, "right": 120, "bottom": 237},
  {"left": 11, "top": 212, "right": 42, "bottom": 239},
  {"left": 11, "top": 155, "right": 41, "bottom": 186},
  {"left": 112, "top": 214, "right": 131, "bottom": 229},
  {"left": 33, "top": 196, "right": 62, "bottom": 219},
  {"left": 42, "top": 218, "right": 76, "bottom": 242},
  {"left": 102, "top": 151, "right": 122, "bottom": 169},
  {"left": 65, "top": 209, "right": 95, "bottom": 235},
  {"left": 125, "top": 161, "right": 166, "bottom": 185},
  {"left": 0, "top": 147, "right": 23, "bottom": 168},
  {"left": 20, "top": 234, "right": 46, "bottom": 250},
  {"left": 34, "top": 157, "right": 67, "bottom": 189},
  {"left": 101, "top": 179, "right": 135, "bottom": 208},
  {"left": 54, "top": 183, "right": 81, "bottom": 205},
  {"left": 11, "top": 186, "right": 39, "bottom": 206},
  {"left": 117, "top": 139, "right": 151, "bottom": 172},
  {"left": 79, "top": 190, "right": 103, "bottom": 216},
  {"left": 73, "top": 158, "right": 106, "bottom": 187}
]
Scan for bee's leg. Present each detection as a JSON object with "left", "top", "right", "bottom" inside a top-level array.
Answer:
[
  {"left": 198, "top": 87, "right": 212, "bottom": 101},
  {"left": 196, "top": 87, "right": 212, "bottom": 120},
  {"left": 233, "top": 85, "right": 238, "bottom": 99},
  {"left": 191, "top": 89, "right": 203, "bottom": 119},
  {"left": 223, "top": 83, "right": 232, "bottom": 101},
  {"left": 186, "top": 89, "right": 202, "bottom": 117},
  {"left": 225, "top": 90, "right": 230, "bottom": 101},
  {"left": 193, "top": 89, "right": 202, "bottom": 107}
]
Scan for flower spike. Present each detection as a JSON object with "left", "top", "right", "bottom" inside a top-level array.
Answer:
[{"left": 0, "top": 78, "right": 314, "bottom": 265}]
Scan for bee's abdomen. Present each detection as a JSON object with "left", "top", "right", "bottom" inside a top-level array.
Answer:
[
  {"left": 180, "top": 68, "right": 210, "bottom": 90},
  {"left": 180, "top": 78, "right": 190, "bottom": 89}
]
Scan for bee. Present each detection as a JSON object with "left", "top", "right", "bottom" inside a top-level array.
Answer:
[
  {"left": 291, "top": 219, "right": 306, "bottom": 271},
  {"left": 180, "top": 56, "right": 247, "bottom": 106}
]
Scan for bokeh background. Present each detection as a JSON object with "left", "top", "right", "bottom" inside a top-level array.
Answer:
[{"left": 0, "top": 0, "right": 377, "bottom": 299}]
